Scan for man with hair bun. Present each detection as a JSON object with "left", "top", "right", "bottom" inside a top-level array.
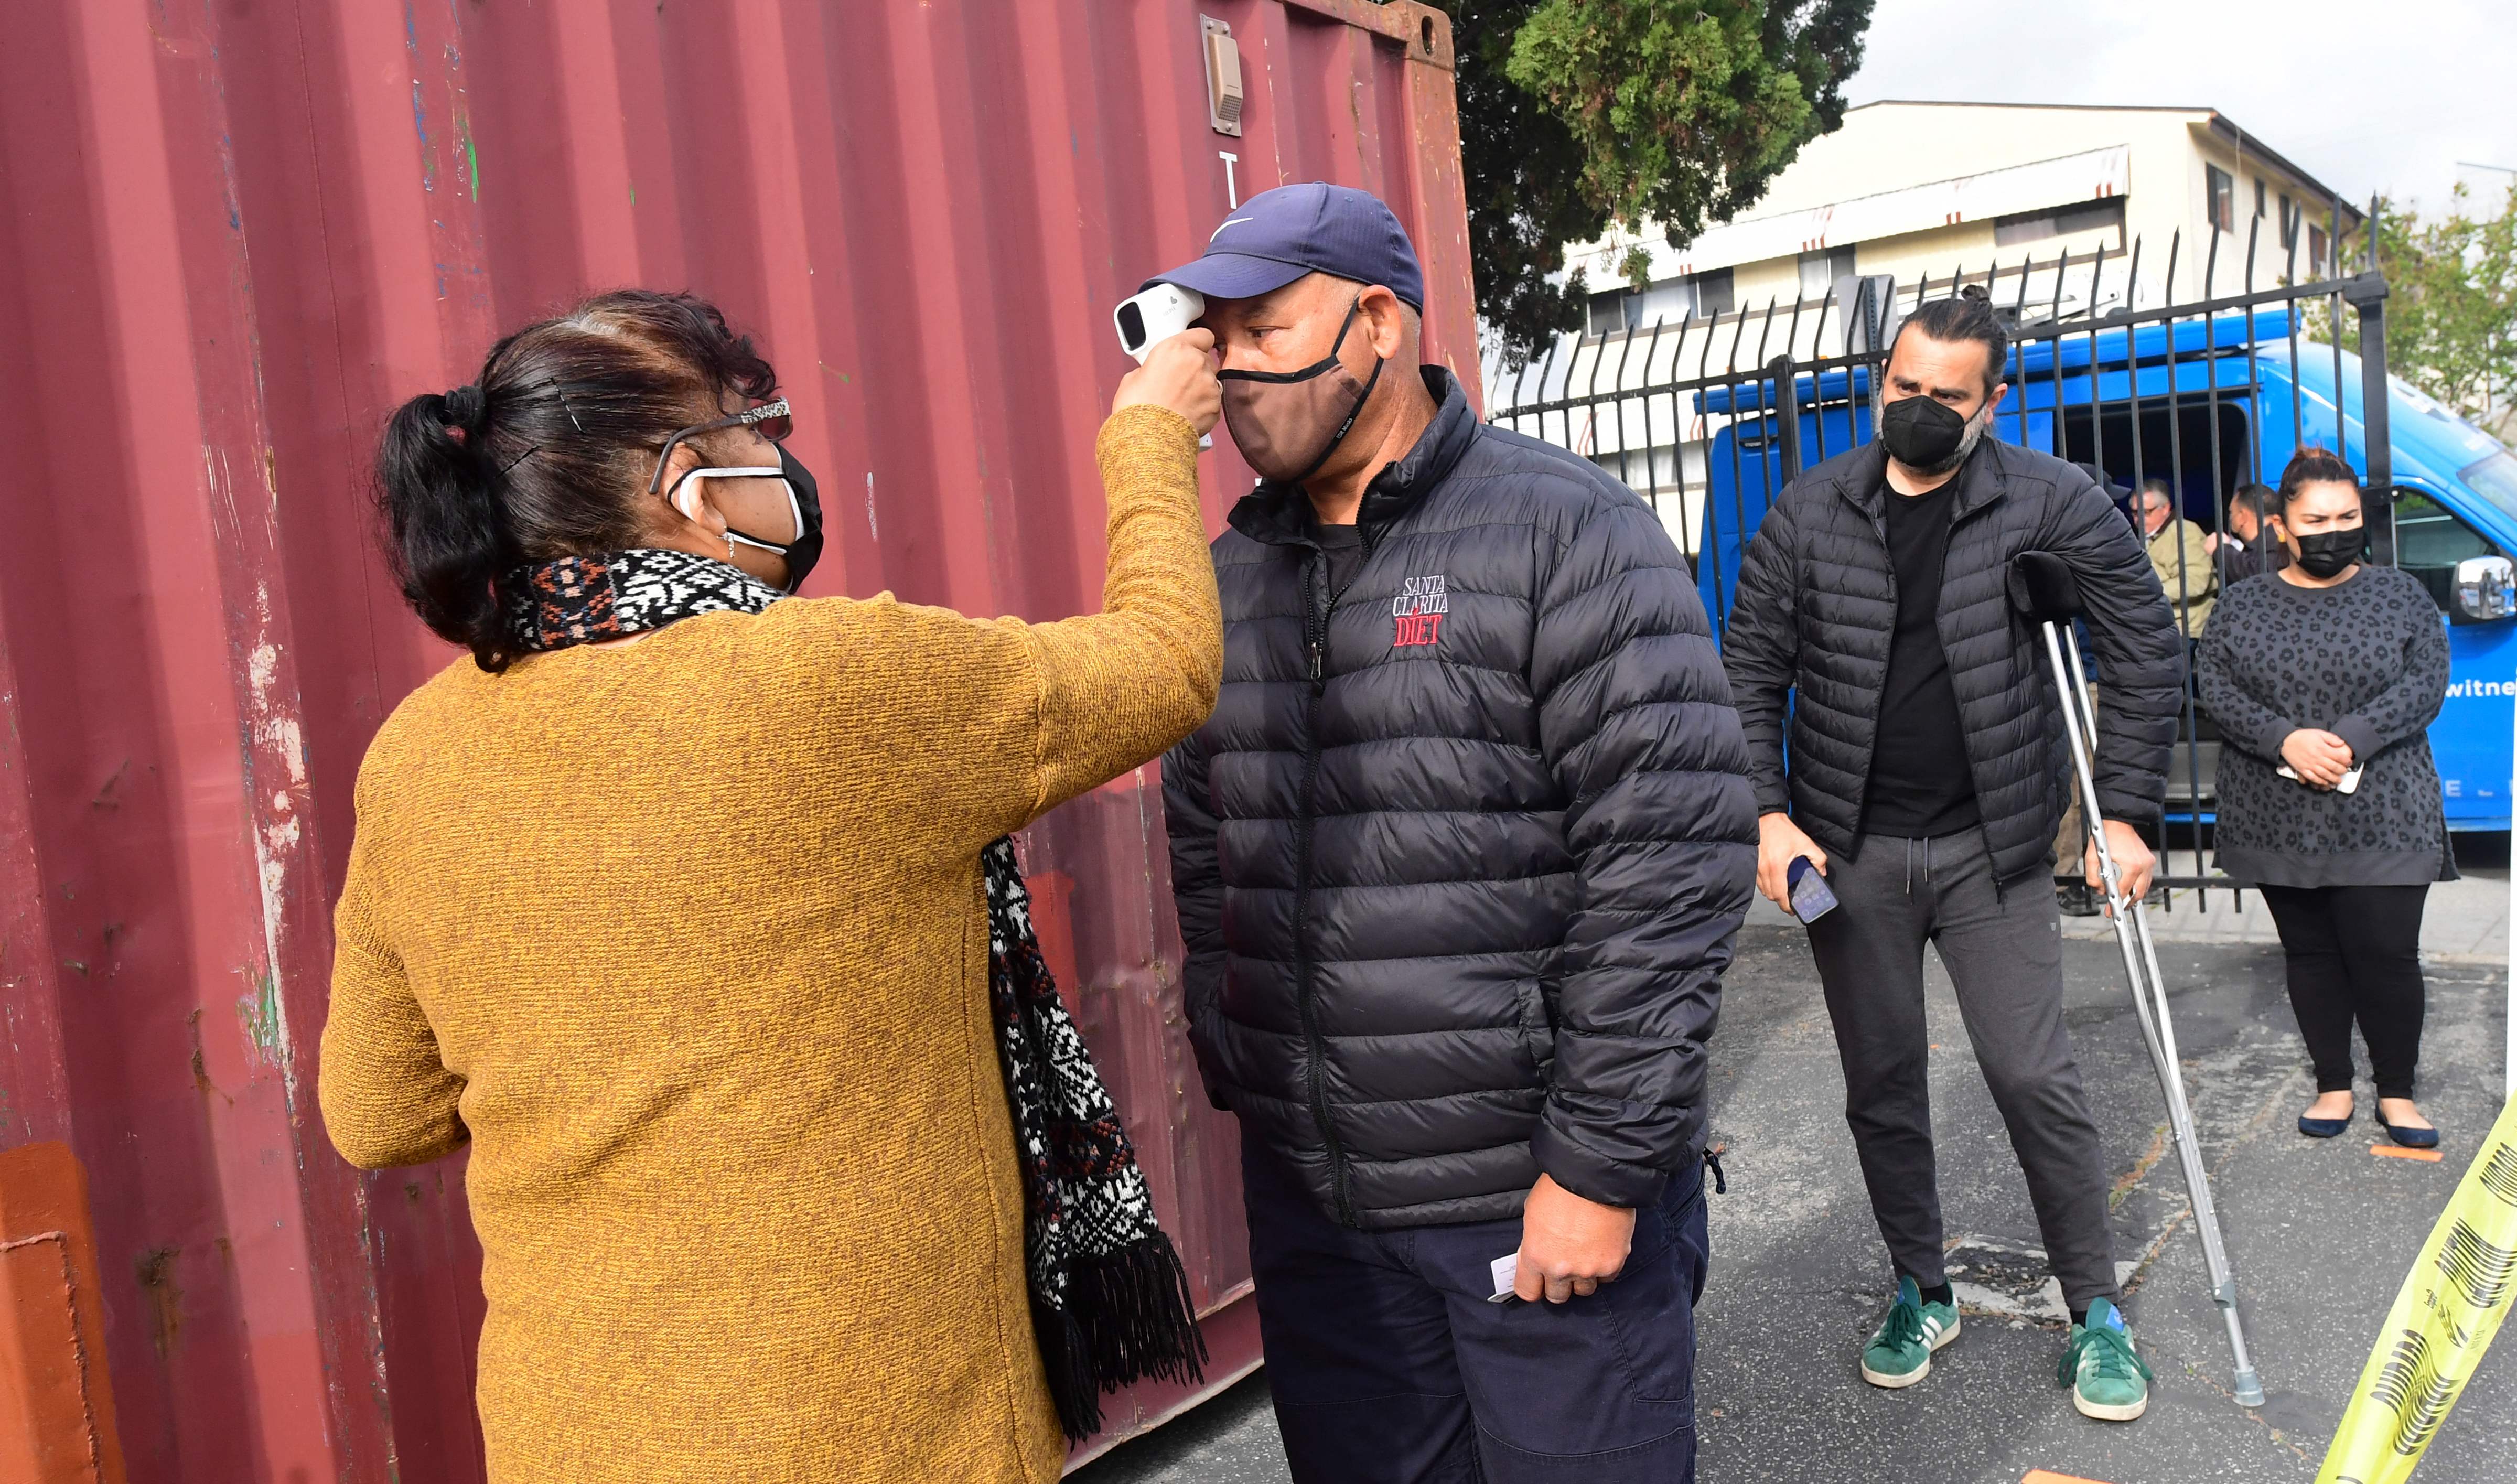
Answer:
[{"left": 1724, "top": 286, "right": 2185, "bottom": 1420}]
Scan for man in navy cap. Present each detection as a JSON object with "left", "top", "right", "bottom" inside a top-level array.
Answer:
[{"left": 1155, "top": 181, "right": 1756, "bottom": 1482}]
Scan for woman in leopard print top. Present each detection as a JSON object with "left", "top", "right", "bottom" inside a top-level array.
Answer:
[{"left": 2197, "top": 449, "right": 2452, "bottom": 1148}]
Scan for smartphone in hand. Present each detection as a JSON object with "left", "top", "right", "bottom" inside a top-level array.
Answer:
[
  {"left": 2276, "top": 762, "right": 2364, "bottom": 794},
  {"left": 1787, "top": 856, "right": 1838, "bottom": 924}
]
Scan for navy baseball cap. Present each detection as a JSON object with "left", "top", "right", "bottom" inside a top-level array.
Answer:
[{"left": 1144, "top": 182, "right": 1424, "bottom": 311}]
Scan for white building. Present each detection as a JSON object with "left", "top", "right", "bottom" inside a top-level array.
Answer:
[
  {"left": 1493, "top": 101, "right": 2364, "bottom": 551},
  {"left": 1566, "top": 101, "right": 2362, "bottom": 342}
]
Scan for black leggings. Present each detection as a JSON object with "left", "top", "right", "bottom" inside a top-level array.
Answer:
[{"left": 2257, "top": 884, "right": 2428, "bottom": 1100}]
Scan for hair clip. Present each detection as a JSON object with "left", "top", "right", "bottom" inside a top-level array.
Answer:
[{"left": 542, "top": 378, "right": 588, "bottom": 434}]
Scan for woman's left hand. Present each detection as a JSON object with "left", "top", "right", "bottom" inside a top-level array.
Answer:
[{"left": 2282, "top": 728, "right": 2354, "bottom": 789}]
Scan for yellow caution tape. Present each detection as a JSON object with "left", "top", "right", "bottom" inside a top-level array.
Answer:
[{"left": 2317, "top": 1093, "right": 2517, "bottom": 1483}]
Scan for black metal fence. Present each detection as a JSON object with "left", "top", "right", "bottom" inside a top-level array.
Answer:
[{"left": 1485, "top": 207, "right": 2397, "bottom": 901}]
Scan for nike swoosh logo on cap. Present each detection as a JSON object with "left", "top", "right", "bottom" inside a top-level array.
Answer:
[{"left": 1209, "top": 216, "right": 1255, "bottom": 241}]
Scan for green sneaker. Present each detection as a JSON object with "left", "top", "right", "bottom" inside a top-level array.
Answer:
[
  {"left": 2061, "top": 1297, "right": 2153, "bottom": 1421},
  {"left": 1860, "top": 1275, "right": 1961, "bottom": 1388}
]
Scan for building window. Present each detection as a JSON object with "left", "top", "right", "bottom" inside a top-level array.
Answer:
[
  {"left": 1797, "top": 245, "right": 1857, "bottom": 302},
  {"left": 1586, "top": 276, "right": 1709, "bottom": 336},
  {"left": 2308, "top": 222, "right": 2328, "bottom": 273},
  {"left": 2279, "top": 193, "right": 2297, "bottom": 250},
  {"left": 1586, "top": 287, "right": 1626, "bottom": 337},
  {"left": 1593, "top": 272, "right": 1729, "bottom": 329},
  {"left": 2207, "top": 165, "right": 2235, "bottom": 233},
  {"left": 2254, "top": 177, "right": 2267, "bottom": 218},
  {"left": 1688, "top": 268, "right": 1735, "bottom": 319},
  {"left": 1992, "top": 197, "right": 2126, "bottom": 249}
]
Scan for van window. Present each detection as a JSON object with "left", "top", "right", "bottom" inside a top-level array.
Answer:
[
  {"left": 2394, "top": 486, "right": 2499, "bottom": 611},
  {"left": 2459, "top": 450, "right": 2517, "bottom": 523}
]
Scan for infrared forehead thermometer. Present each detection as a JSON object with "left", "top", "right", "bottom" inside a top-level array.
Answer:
[
  {"left": 1113, "top": 284, "right": 1207, "bottom": 363},
  {"left": 1113, "top": 283, "right": 1214, "bottom": 448}
]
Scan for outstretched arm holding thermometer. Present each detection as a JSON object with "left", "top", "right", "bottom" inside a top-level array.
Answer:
[
  {"left": 1116, "top": 285, "right": 1216, "bottom": 449},
  {"left": 1109, "top": 322, "right": 1221, "bottom": 438}
]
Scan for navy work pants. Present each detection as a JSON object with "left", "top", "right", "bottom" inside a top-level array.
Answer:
[{"left": 1241, "top": 1143, "right": 1707, "bottom": 1483}]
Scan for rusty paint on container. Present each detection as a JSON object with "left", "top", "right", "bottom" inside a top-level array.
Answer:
[
  {"left": 0, "top": 1142, "right": 131, "bottom": 1484},
  {"left": 0, "top": 2, "right": 1476, "bottom": 1477}
]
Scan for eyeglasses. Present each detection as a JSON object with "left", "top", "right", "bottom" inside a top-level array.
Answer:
[{"left": 646, "top": 397, "right": 793, "bottom": 497}]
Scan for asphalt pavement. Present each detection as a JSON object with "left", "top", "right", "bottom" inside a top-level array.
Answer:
[{"left": 1075, "top": 866, "right": 2517, "bottom": 1483}]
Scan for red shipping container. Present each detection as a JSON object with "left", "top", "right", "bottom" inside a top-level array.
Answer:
[{"left": 0, "top": 1, "right": 1477, "bottom": 1478}]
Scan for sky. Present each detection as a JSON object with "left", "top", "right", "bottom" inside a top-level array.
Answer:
[{"left": 1840, "top": 0, "right": 2517, "bottom": 217}]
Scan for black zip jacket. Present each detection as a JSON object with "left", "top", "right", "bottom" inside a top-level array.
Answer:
[
  {"left": 1722, "top": 439, "right": 2182, "bottom": 885},
  {"left": 1162, "top": 369, "right": 1757, "bottom": 1229}
]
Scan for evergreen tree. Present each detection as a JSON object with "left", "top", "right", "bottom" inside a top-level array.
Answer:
[{"left": 1434, "top": 0, "right": 1874, "bottom": 365}]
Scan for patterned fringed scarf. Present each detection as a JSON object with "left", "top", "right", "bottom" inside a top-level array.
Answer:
[{"left": 503, "top": 548, "right": 1205, "bottom": 1440}]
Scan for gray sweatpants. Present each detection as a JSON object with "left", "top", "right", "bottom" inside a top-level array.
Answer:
[{"left": 1804, "top": 828, "right": 2120, "bottom": 1309}]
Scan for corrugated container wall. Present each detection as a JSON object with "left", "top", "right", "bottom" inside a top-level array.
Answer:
[{"left": 0, "top": 2, "right": 1477, "bottom": 1478}]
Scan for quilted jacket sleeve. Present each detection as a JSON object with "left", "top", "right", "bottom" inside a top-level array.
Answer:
[
  {"left": 1160, "top": 727, "right": 1233, "bottom": 1110},
  {"left": 2039, "top": 469, "right": 2181, "bottom": 827},
  {"left": 1530, "top": 490, "right": 1760, "bottom": 1209},
  {"left": 1719, "top": 487, "right": 1804, "bottom": 816}
]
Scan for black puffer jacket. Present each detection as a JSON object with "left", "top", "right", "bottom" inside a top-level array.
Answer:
[
  {"left": 1723, "top": 439, "right": 2181, "bottom": 884},
  {"left": 1163, "top": 369, "right": 1757, "bottom": 1229}
]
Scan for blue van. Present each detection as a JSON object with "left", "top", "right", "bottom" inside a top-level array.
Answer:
[{"left": 1693, "top": 309, "right": 2517, "bottom": 831}]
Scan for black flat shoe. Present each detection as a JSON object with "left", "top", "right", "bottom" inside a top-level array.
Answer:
[
  {"left": 2298, "top": 1115, "right": 2349, "bottom": 1138},
  {"left": 2376, "top": 1110, "right": 2440, "bottom": 1149}
]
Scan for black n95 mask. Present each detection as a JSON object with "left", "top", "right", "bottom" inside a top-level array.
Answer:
[
  {"left": 2291, "top": 527, "right": 2365, "bottom": 579},
  {"left": 1879, "top": 394, "right": 1973, "bottom": 473}
]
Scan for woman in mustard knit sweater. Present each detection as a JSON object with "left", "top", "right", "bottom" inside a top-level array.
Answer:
[{"left": 318, "top": 291, "right": 1222, "bottom": 1483}]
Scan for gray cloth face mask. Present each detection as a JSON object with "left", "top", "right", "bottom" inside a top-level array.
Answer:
[{"left": 1219, "top": 298, "right": 1386, "bottom": 485}]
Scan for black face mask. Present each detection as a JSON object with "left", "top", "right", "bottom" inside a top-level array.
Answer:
[
  {"left": 1878, "top": 393, "right": 1972, "bottom": 472},
  {"left": 2291, "top": 526, "right": 2365, "bottom": 579},
  {"left": 743, "top": 444, "right": 825, "bottom": 592}
]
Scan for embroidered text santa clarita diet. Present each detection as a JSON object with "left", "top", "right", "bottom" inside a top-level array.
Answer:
[{"left": 1393, "top": 574, "right": 1447, "bottom": 648}]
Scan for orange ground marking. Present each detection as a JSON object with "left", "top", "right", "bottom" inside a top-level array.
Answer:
[
  {"left": 2370, "top": 1143, "right": 2445, "bottom": 1163},
  {"left": 2022, "top": 1472, "right": 2115, "bottom": 1484}
]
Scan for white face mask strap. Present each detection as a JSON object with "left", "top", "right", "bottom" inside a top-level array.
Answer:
[{"left": 677, "top": 468, "right": 800, "bottom": 547}]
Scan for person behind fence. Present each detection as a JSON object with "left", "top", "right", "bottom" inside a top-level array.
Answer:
[
  {"left": 1151, "top": 182, "right": 1757, "bottom": 1483},
  {"left": 317, "top": 290, "right": 1225, "bottom": 1483},
  {"left": 2207, "top": 481, "right": 2285, "bottom": 582},
  {"left": 2197, "top": 448, "right": 2450, "bottom": 1150},
  {"left": 1723, "top": 285, "right": 2184, "bottom": 1421},
  {"left": 2139, "top": 476, "right": 2218, "bottom": 639}
]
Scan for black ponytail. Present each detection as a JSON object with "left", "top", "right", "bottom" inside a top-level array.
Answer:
[
  {"left": 376, "top": 386, "right": 522, "bottom": 671},
  {"left": 1889, "top": 286, "right": 2010, "bottom": 397},
  {"left": 370, "top": 291, "right": 782, "bottom": 672}
]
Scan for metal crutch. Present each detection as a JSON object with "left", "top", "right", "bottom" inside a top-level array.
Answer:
[{"left": 2008, "top": 551, "right": 2265, "bottom": 1409}]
